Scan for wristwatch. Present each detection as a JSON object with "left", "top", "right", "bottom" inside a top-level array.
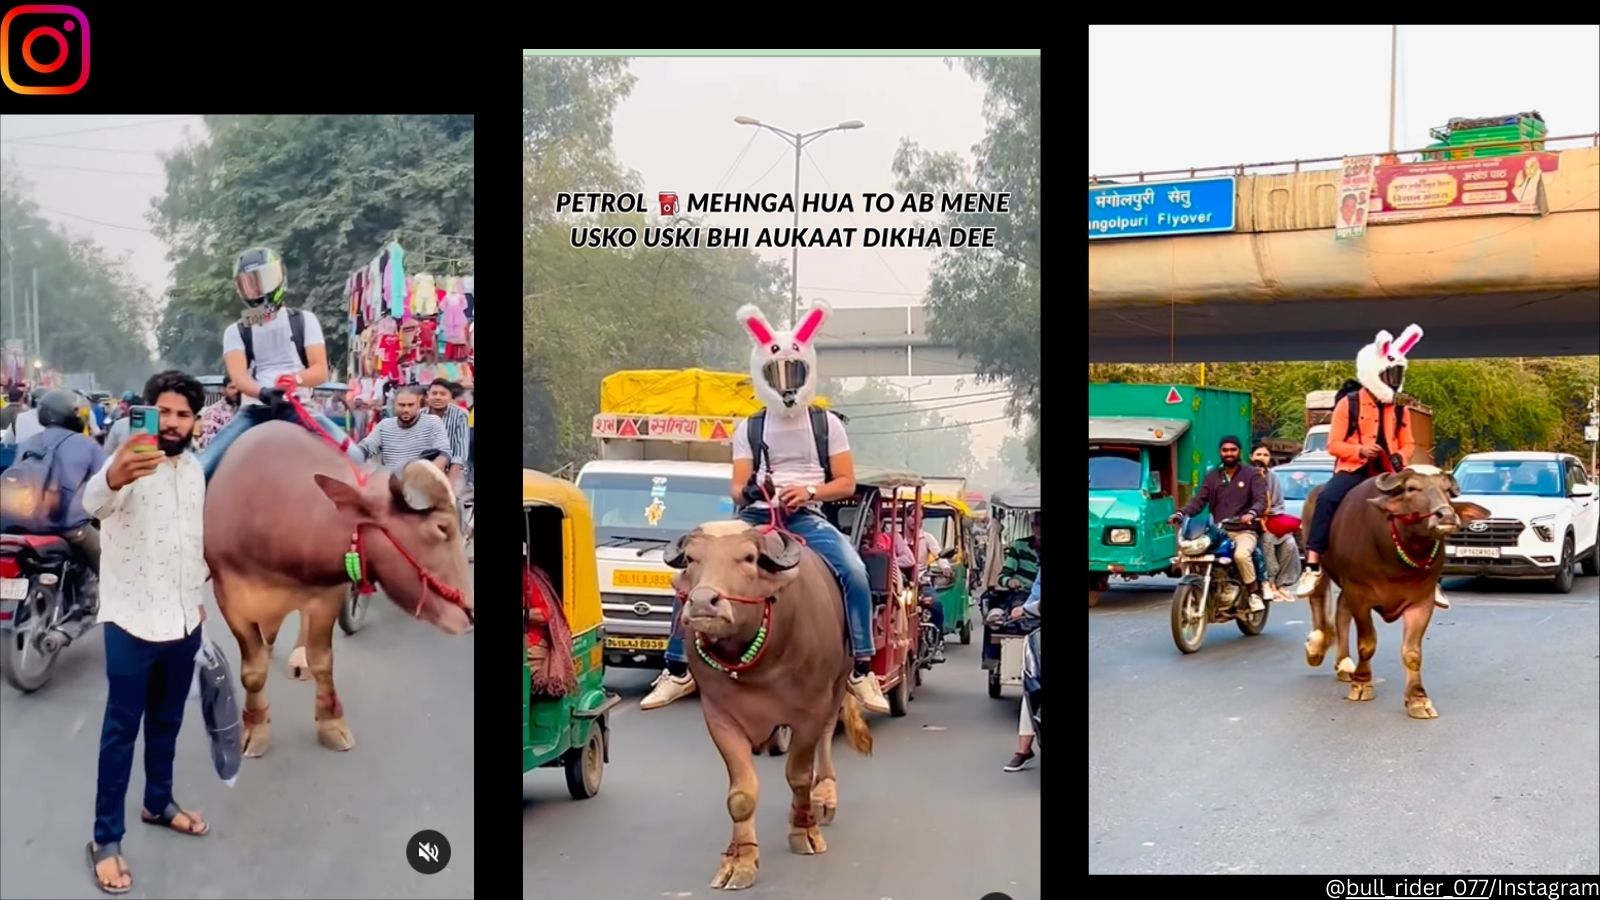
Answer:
[{"left": 805, "top": 485, "right": 818, "bottom": 501}]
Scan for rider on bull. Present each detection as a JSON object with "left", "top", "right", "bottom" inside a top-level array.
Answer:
[
  {"left": 641, "top": 300, "right": 893, "bottom": 715},
  {"left": 1294, "top": 324, "right": 1448, "bottom": 609},
  {"left": 200, "top": 247, "right": 359, "bottom": 481}
]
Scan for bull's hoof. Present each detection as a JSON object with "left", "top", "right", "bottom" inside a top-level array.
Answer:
[
  {"left": 1336, "top": 669, "right": 1353, "bottom": 683},
  {"left": 812, "top": 801, "right": 837, "bottom": 826},
  {"left": 317, "top": 717, "right": 356, "bottom": 751},
  {"left": 811, "top": 778, "right": 837, "bottom": 825},
  {"left": 1406, "top": 697, "right": 1439, "bottom": 719},
  {"left": 788, "top": 825, "right": 827, "bottom": 855},
  {"left": 242, "top": 721, "right": 271, "bottom": 757},
  {"left": 710, "top": 846, "right": 759, "bottom": 890},
  {"left": 1304, "top": 630, "right": 1326, "bottom": 666},
  {"left": 1345, "top": 682, "right": 1375, "bottom": 702},
  {"left": 287, "top": 647, "right": 310, "bottom": 681}
]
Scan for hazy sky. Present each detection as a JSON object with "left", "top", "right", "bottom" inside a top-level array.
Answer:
[
  {"left": 608, "top": 56, "right": 1024, "bottom": 463},
  {"left": 1090, "top": 25, "right": 1600, "bottom": 176}
]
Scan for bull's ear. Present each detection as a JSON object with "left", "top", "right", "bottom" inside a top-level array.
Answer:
[
  {"left": 1452, "top": 501, "right": 1492, "bottom": 523},
  {"left": 757, "top": 529, "right": 803, "bottom": 572},
  {"left": 663, "top": 531, "right": 696, "bottom": 569},
  {"left": 1374, "top": 472, "right": 1408, "bottom": 494},
  {"left": 315, "top": 473, "right": 375, "bottom": 519}
]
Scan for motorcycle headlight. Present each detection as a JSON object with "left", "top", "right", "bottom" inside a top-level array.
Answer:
[
  {"left": 1106, "top": 527, "right": 1134, "bottom": 545},
  {"left": 1530, "top": 514, "right": 1556, "bottom": 543}
]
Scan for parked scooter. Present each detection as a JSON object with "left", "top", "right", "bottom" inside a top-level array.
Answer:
[{"left": 0, "top": 534, "right": 99, "bottom": 692}]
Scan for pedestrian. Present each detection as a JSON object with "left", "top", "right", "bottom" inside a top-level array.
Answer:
[
  {"left": 1004, "top": 568, "right": 1041, "bottom": 772},
  {"left": 0, "top": 385, "right": 26, "bottom": 435},
  {"left": 1251, "top": 444, "right": 1301, "bottom": 602},
  {"left": 9, "top": 388, "right": 46, "bottom": 443},
  {"left": 353, "top": 384, "right": 450, "bottom": 474},
  {"left": 196, "top": 376, "right": 241, "bottom": 450},
  {"left": 424, "top": 378, "right": 469, "bottom": 487},
  {"left": 81, "top": 370, "right": 210, "bottom": 895}
]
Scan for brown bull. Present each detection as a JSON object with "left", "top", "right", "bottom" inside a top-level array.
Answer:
[
  {"left": 1300, "top": 467, "right": 1489, "bottom": 718},
  {"left": 665, "top": 521, "right": 873, "bottom": 891},
  {"left": 204, "top": 422, "right": 473, "bottom": 756}
]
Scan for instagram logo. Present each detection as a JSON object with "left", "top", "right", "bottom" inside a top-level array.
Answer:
[{"left": 1, "top": 5, "right": 90, "bottom": 95}]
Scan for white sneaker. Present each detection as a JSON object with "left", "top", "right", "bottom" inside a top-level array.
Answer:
[
  {"left": 848, "top": 672, "right": 892, "bottom": 715},
  {"left": 1246, "top": 592, "right": 1265, "bottom": 612},
  {"left": 640, "top": 670, "right": 696, "bottom": 710},
  {"left": 1294, "top": 568, "right": 1322, "bottom": 598},
  {"left": 1434, "top": 586, "right": 1451, "bottom": 609}
]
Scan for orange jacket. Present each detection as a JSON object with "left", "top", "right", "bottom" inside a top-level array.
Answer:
[{"left": 1327, "top": 389, "right": 1415, "bottom": 474}]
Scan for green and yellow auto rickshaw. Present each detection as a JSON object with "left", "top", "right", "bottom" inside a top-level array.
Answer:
[
  {"left": 524, "top": 469, "right": 620, "bottom": 799},
  {"left": 919, "top": 491, "right": 976, "bottom": 645}
]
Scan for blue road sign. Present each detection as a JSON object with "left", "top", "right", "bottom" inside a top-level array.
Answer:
[{"left": 1088, "top": 177, "right": 1237, "bottom": 240}]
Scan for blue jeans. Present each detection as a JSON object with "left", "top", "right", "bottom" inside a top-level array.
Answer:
[
  {"left": 199, "top": 403, "right": 356, "bottom": 482},
  {"left": 1206, "top": 523, "right": 1267, "bottom": 584},
  {"left": 94, "top": 622, "right": 202, "bottom": 846},
  {"left": 666, "top": 507, "right": 876, "bottom": 663}
]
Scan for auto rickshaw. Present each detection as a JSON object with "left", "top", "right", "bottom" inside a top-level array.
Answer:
[
  {"left": 829, "top": 467, "right": 925, "bottom": 716},
  {"left": 918, "top": 491, "right": 975, "bottom": 645},
  {"left": 524, "top": 469, "right": 621, "bottom": 799},
  {"left": 980, "top": 485, "right": 1041, "bottom": 699}
]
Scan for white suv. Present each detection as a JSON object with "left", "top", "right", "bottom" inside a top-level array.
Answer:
[{"left": 1445, "top": 452, "right": 1600, "bottom": 592}]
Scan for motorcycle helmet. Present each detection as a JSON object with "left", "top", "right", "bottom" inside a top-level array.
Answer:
[
  {"left": 121, "top": 390, "right": 138, "bottom": 404},
  {"left": 233, "top": 247, "right": 287, "bottom": 308},
  {"left": 36, "top": 389, "right": 86, "bottom": 433}
]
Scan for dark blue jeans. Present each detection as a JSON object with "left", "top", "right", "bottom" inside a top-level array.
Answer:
[
  {"left": 666, "top": 507, "right": 876, "bottom": 663},
  {"left": 199, "top": 402, "right": 355, "bottom": 482},
  {"left": 94, "top": 622, "right": 202, "bottom": 847}
]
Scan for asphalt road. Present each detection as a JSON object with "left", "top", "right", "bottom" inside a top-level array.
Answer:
[
  {"left": 525, "top": 637, "right": 1042, "bottom": 900},
  {"left": 1089, "top": 574, "right": 1600, "bottom": 875},
  {"left": 0, "top": 575, "right": 475, "bottom": 900}
]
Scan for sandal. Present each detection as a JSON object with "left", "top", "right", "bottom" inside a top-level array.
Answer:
[
  {"left": 86, "top": 841, "right": 132, "bottom": 894},
  {"left": 140, "top": 801, "right": 209, "bottom": 836}
]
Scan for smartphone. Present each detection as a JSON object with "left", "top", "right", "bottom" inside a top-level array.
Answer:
[{"left": 128, "top": 406, "right": 161, "bottom": 452}]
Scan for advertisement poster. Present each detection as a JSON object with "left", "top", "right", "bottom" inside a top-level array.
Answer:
[
  {"left": 1335, "top": 155, "right": 1377, "bottom": 240},
  {"left": 1369, "top": 153, "right": 1559, "bottom": 224}
]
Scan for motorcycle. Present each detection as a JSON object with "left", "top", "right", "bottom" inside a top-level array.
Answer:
[
  {"left": 1021, "top": 624, "right": 1040, "bottom": 746},
  {"left": 1169, "top": 515, "right": 1270, "bottom": 654},
  {"left": 914, "top": 552, "right": 957, "bottom": 678},
  {"left": 0, "top": 533, "right": 99, "bottom": 692}
]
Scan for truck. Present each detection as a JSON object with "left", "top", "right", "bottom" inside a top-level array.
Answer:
[
  {"left": 1304, "top": 390, "right": 1433, "bottom": 466},
  {"left": 1089, "top": 383, "right": 1252, "bottom": 602},
  {"left": 576, "top": 368, "right": 833, "bottom": 670}
]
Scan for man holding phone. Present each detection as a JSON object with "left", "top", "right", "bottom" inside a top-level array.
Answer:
[
  {"left": 81, "top": 370, "right": 211, "bottom": 894},
  {"left": 199, "top": 247, "right": 354, "bottom": 480}
]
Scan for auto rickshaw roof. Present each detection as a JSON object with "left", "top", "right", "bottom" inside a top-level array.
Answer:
[
  {"left": 524, "top": 468, "right": 588, "bottom": 511},
  {"left": 990, "top": 484, "right": 1041, "bottom": 510},
  {"left": 852, "top": 466, "right": 927, "bottom": 490},
  {"left": 920, "top": 493, "right": 973, "bottom": 517}
]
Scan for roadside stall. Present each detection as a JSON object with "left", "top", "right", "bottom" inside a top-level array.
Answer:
[{"left": 343, "top": 237, "right": 475, "bottom": 414}]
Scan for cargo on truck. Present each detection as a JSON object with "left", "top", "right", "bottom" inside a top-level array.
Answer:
[
  {"left": 1304, "top": 389, "right": 1433, "bottom": 466},
  {"left": 577, "top": 368, "right": 832, "bottom": 669},
  {"left": 1088, "top": 383, "right": 1253, "bottom": 601}
]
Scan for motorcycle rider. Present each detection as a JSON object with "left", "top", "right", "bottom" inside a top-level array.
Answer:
[
  {"left": 199, "top": 247, "right": 356, "bottom": 480},
  {"left": 1004, "top": 566, "right": 1041, "bottom": 772},
  {"left": 1252, "top": 444, "right": 1300, "bottom": 602},
  {"left": 1294, "top": 324, "right": 1448, "bottom": 609},
  {"left": 8, "top": 389, "right": 106, "bottom": 592},
  {"left": 1169, "top": 435, "right": 1268, "bottom": 612}
]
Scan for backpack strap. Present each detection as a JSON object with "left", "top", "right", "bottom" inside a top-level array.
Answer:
[
  {"left": 810, "top": 407, "right": 833, "bottom": 484},
  {"left": 238, "top": 308, "right": 309, "bottom": 373},
  {"left": 748, "top": 410, "right": 767, "bottom": 479},
  {"left": 1344, "top": 391, "right": 1361, "bottom": 441}
]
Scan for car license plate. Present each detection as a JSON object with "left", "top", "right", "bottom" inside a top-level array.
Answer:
[
  {"left": 1447, "top": 546, "right": 1500, "bottom": 559},
  {"left": 612, "top": 569, "right": 674, "bottom": 590},
  {"left": 605, "top": 636, "right": 668, "bottom": 652},
  {"left": 0, "top": 579, "right": 27, "bottom": 601}
]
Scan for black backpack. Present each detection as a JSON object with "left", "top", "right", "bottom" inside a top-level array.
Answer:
[
  {"left": 1337, "top": 378, "right": 1406, "bottom": 442},
  {"left": 238, "top": 308, "right": 309, "bottom": 373},
  {"left": 0, "top": 430, "right": 74, "bottom": 534},
  {"left": 747, "top": 407, "right": 842, "bottom": 484}
]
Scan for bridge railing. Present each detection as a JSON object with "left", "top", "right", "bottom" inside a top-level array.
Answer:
[{"left": 1089, "top": 132, "right": 1600, "bottom": 185}]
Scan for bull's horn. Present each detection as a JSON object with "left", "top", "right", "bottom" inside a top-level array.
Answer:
[
  {"left": 392, "top": 462, "right": 454, "bottom": 512},
  {"left": 1374, "top": 472, "right": 1408, "bottom": 494}
]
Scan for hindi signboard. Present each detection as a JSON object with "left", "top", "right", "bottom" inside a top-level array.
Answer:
[
  {"left": 1089, "top": 177, "right": 1237, "bottom": 240},
  {"left": 1369, "top": 153, "right": 1558, "bottom": 224}
]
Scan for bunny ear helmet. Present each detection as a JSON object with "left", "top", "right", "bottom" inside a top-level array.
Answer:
[
  {"left": 737, "top": 304, "right": 777, "bottom": 349},
  {"left": 1393, "top": 324, "right": 1424, "bottom": 359},
  {"left": 738, "top": 301, "right": 827, "bottom": 415}
]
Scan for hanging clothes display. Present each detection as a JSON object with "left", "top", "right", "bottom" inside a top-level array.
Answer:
[
  {"left": 386, "top": 242, "right": 407, "bottom": 319},
  {"left": 346, "top": 238, "right": 472, "bottom": 404}
]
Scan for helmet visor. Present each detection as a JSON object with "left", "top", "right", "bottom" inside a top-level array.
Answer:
[
  {"left": 235, "top": 257, "right": 285, "bottom": 304},
  {"left": 762, "top": 360, "right": 810, "bottom": 394}
]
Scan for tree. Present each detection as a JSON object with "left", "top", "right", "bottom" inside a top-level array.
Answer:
[
  {"left": 150, "top": 115, "right": 475, "bottom": 373},
  {"left": 818, "top": 378, "right": 976, "bottom": 475},
  {"left": 969, "top": 434, "right": 1037, "bottom": 496},
  {"left": 1, "top": 175, "right": 157, "bottom": 391},
  {"left": 892, "top": 57, "right": 1041, "bottom": 469}
]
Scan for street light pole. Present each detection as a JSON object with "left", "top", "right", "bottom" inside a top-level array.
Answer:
[
  {"left": 734, "top": 116, "right": 864, "bottom": 327},
  {"left": 893, "top": 379, "right": 934, "bottom": 468}
]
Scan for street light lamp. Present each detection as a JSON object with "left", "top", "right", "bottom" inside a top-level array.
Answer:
[{"left": 734, "top": 116, "right": 864, "bottom": 327}]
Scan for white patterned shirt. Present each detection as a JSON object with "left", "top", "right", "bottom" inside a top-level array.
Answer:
[{"left": 81, "top": 451, "right": 208, "bottom": 642}]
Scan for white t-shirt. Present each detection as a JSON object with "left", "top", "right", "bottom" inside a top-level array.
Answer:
[
  {"left": 222, "top": 309, "right": 325, "bottom": 407},
  {"left": 731, "top": 410, "right": 850, "bottom": 510}
]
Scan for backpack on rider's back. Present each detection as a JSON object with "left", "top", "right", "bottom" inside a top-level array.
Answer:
[{"left": 0, "top": 430, "right": 74, "bottom": 534}]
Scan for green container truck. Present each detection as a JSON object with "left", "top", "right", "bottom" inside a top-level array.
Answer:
[{"left": 1088, "top": 383, "right": 1253, "bottom": 602}]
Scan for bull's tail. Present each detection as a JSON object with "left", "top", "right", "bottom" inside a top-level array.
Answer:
[{"left": 840, "top": 694, "right": 873, "bottom": 755}]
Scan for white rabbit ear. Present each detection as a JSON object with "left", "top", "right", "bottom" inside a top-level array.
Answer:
[
  {"left": 794, "top": 300, "right": 830, "bottom": 345},
  {"left": 1394, "top": 323, "right": 1424, "bottom": 358},
  {"left": 737, "top": 304, "right": 775, "bottom": 346},
  {"left": 1373, "top": 329, "right": 1394, "bottom": 357}
]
